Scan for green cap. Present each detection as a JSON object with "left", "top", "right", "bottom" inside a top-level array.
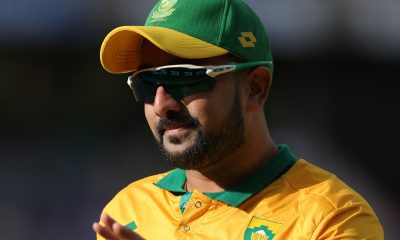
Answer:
[{"left": 100, "top": 0, "right": 273, "bottom": 73}]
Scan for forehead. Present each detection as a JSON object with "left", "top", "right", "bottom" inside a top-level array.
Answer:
[{"left": 138, "top": 39, "right": 240, "bottom": 69}]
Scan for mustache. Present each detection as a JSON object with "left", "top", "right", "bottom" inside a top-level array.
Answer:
[{"left": 156, "top": 111, "right": 199, "bottom": 136}]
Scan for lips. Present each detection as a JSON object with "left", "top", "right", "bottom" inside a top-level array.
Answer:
[
  {"left": 161, "top": 122, "right": 191, "bottom": 136},
  {"left": 164, "top": 127, "right": 188, "bottom": 137},
  {"left": 164, "top": 122, "right": 187, "bottom": 130},
  {"left": 156, "top": 116, "right": 198, "bottom": 137}
]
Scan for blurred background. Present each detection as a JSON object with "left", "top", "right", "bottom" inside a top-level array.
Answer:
[{"left": 1, "top": 0, "right": 399, "bottom": 239}]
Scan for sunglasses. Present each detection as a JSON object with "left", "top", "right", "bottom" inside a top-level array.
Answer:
[{"left": 127, "top": 61, "right": 272, "bottom": 103}]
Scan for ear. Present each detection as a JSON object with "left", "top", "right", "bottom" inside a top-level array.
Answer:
[{"left": 244, "top": 66, "right": 272, "bottom": 112}]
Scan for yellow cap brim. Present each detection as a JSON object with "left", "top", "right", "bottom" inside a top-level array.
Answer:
[{"left": 100, "top": 26, "right": 229, "bottom": 74}]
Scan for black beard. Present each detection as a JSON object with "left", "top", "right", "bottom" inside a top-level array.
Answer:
[{"left": 155, "top": 88, "right": 244, "bottom": 170}]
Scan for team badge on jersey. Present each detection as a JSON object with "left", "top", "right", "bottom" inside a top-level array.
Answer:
[{"left": 244, "top": 216, "right": 281, "bottom": 240}]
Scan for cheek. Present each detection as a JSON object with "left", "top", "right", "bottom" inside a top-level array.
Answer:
[
  {"left": 187, "top": 92, "right": 234, "bottom": 131},
  {"left": 144, "top": 104, "right": 158, "bottom": 136}
]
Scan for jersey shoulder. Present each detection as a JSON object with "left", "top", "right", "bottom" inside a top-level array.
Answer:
[
  {"left": 112, "top": 170, "right": 172, "bottom": 200},
  {"left": 283, "top": 159, "right": 366, "bottom": 208},
  {"left": 279, "top": 159, "right": 383, "bottom": 238},
  {"left": 101, "top": 170, "right": 172, "bottom": 215}
]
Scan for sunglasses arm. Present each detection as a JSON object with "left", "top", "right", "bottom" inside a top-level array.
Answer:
[{"left": 206, "top": 65, "right": 237, "bottom": 77}]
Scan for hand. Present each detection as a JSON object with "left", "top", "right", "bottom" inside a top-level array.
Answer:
[{"left": 93, "top": 213, "right": 144, "bottom": 240}]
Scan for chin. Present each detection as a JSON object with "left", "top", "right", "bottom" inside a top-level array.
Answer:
[
  {"left": 164, "top": 135, "right": 197, "bottom": 151},
  {"left": 164, "top": 143, "right": 192, "bottom": 157},
  {"left": 161, "top": 143, "right": 208, "bottom": 170}
]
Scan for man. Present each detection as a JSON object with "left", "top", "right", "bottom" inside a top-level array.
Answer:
[{"left": 93, "top": 0, "right": 383, "bottom": 239}]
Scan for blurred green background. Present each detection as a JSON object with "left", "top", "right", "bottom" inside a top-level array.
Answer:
[{"left": 1, "top": 0, "right": 399, "bottom": 239}]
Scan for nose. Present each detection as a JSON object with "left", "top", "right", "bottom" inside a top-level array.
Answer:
[{"left": 153, "top": 86, "right": 182, "bottom": 117}]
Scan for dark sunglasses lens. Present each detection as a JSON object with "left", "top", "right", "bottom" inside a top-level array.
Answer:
[
  {"left": 138, "top": 68, "right": 210, "bottom": 83},
  {"left": 164, "top": 79, "right": 216, "bottom": 101},
  {"left": 131, "top": 67, "right": 217, "bottom": 103},
  {"left": 131, "top": 77, "right": 157, "bottom": 103}
]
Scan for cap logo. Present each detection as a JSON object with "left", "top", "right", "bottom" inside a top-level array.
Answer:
[
  {"left": 238, "top": 32, "right": 257, "bottom": 48},
  {"left": 151, "top": 0, "right": 178, "bottom": 21}
]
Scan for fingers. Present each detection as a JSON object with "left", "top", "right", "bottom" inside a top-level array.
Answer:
[
  {"left": 101, "top": 213, "right": 116, "bottom": 229},
  {"left": 111, "top": 222, "right": 143, "bottom": 239},
  {"left": 93, "top": 213, "right": 144, "bottom": 240},
  {"left": 93, "top": 222, "right": 119, "bottom": 240}
]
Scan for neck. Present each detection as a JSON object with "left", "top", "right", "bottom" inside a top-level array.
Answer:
[{"left": 184, "top": 125, "right": 278, "bottom": 192}]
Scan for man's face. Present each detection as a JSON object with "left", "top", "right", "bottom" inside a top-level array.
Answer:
[{"left": 141, "top": 41, "right": 245, "bottom": 170}]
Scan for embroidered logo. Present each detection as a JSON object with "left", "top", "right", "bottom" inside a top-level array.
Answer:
[
  {"left": 151, "top": 0, "right": 178, "bottom": 21},
  {"left": 238, "top": 32, "right": 257, "bottom": 48},
  {"left": 244, "top": 217, "right": 281, "bottom": 240}
]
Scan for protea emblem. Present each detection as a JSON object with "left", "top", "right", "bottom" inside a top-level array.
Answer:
[
  {"left": 244, "top": 217, "right": 281, "bottom": 240},
  {"left": 151, "top": 0, "right": 178, "bottom": 20}
]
